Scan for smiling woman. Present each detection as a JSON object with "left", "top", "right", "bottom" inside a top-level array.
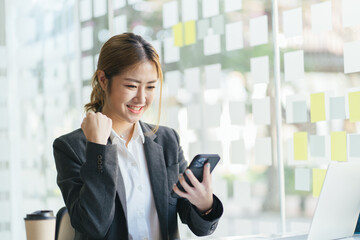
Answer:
[{"left": 52, "top": 33, "right": 223, "bottom": 240}]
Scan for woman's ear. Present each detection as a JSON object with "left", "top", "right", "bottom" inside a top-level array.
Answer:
[{"left": 97, "top": 70, "right": 108, "bottom": 91}]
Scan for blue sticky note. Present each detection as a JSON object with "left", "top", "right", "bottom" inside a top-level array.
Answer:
[
  {"left": 330, "top": 97, "right": 346, "bottom": 120},
  {"left": 310, "top": 135, "right": 325, "bottom": 157},
  {"left": 349, "top": 134, "right": 360, "bottom": 158},
  {"left": 293, "top": 101, "right": 308, "bottom": 123}
]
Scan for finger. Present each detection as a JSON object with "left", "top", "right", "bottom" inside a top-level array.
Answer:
[
  {"left": 172, "top": 184, "right": 188, "bottom": 198},
  {"left": 184, "top": 169, "right": 202, "bottom": 189},
  {"left": 202, "top": 163, "right": 211, "bottom": 186},
  {"left": 178, "top": 174, "right": 194, "bottom": 194}
]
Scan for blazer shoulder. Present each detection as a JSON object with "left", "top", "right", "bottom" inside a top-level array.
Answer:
[{"left": 53, "top": 128, "right": 86, "bottom": 148}]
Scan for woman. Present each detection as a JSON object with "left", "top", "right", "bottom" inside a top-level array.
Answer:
[{"left": 53, "top": 33, "right": 223, "bottom": 240}]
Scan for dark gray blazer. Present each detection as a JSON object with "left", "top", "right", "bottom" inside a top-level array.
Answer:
[{"left": 53, "top": 121, "right": 223, "bottom": 240}]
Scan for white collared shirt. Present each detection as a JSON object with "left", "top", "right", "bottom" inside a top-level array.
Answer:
[{"left": 110, "top": 122, "right": 161, "bottom": 240}]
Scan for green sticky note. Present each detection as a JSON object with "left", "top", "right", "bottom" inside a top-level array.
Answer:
[
  {"left": 349, "top": 91, "right": 360, "bottom": 122},
  {"left": 294, "top": 132, "right": 308, "bottom": 160},
  {"left": 331, "top": 131, "right": 347, "bottom": 162},
  {"left": 310, "top": 92, "right": 326, "bottom": 122},
  {"left": 185, "top": 20, "right": 196, "bottom": 45},
  {"left": 312, "top": 168, "right": 327, "bottom": 198},
  {"left": 172, "top": 23, "right": 183, "bottom": 47}
]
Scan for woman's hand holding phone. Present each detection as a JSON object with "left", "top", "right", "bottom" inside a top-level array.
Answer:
[
  {"left": 172, "top": 163, "right": 214, "bottom": 213},
  {"left": 81, "top": 112, "right": 112, "bottom": 145}
]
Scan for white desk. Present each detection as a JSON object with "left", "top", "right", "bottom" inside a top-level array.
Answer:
[{"left": 185, "top": 233, "right": 360, "bottom": 239}]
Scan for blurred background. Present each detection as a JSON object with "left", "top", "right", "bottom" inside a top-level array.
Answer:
[{"left": 1, "top": 0, "right": 360, "bottom": 239}]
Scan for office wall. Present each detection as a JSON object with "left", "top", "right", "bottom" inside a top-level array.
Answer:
[{"left": 2, "top": 0, "right": 360, "bottom": 239}]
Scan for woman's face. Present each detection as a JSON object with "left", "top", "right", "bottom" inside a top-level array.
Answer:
[{"left": 102, "top": 61, "right": 159, "bottom": 124}]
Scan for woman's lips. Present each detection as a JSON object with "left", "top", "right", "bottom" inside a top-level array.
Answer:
[{"left": 127, "top": 105, "right": 144, "bottom": 114}]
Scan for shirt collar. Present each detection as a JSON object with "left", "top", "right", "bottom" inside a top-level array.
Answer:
[{"left": 110, "top": 121, "right": 145, "bottom": 144}]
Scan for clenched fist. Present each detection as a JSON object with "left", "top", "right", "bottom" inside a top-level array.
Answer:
[{"left": 81, "top": 112, "right": 112, "bottom": 145}]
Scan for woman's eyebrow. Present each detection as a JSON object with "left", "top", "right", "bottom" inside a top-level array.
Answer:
[{"left": 124, "top": 78, "right": 158, "bottom": 84}]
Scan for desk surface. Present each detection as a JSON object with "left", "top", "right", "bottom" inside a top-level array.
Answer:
[{"left": 185, "top": 233, "right": 360, "bottom": 240}]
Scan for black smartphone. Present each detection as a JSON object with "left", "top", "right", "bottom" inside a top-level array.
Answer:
[{"left": 171, "top": 154, "right": 220, "bottom": 198}]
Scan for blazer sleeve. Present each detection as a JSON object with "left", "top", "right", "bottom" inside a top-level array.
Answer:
[
  {"left": 171, "top": 129, "right": 224, "bottom": 236},
  {"left": 53, "top": 136, "right": 118, "bottom": 239}
]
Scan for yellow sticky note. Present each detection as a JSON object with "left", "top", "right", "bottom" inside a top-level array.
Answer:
[
  {"left": 310, "top": 92, "right": 326, "bottom": 122},
  {"left": 312, "top": 168, "right": 326, "bottom": 198},
  {"left": 294, "top": 132, "right": 308, "bottom": 160},
  {"left": 185, "top": 20, "right": 196, "bottom": 45},
  {"left": 173, "top": 23, "right": 183, "bottom": 47},
  {"left": 349, "top": 91, "right": 360, "bottom": 122},
  {"left": 331, "top": 131, "right": 347, "bottom": 162}
]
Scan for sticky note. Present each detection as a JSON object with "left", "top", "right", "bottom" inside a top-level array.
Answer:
[
  {"left": 342, "top": 0, "right": 360, "bottom": 27},
  {"left": 113, "top": 0, "right": 126, "bottom": 10},
  {"left": 252, "top": 97, "right": 271, "bottom": 125},
  {"left": 211, "top": 15, "right": 224, "bottom": 35},
  {"left": 329, "top": 96, "right": 346, "bottom": 120},
  {"left": 182, "top": 0, "right": 198, "bottom": 22},
  {"left": 113, "top": 15, "right": 127, "bottom": 35},
  {"left": 331, "top": 131, "right": 347, "bottom": 162},
  {"left": 197, "top": 19, "right": 210, "bottom": 40},
  {"left": 150, "top": 40, "right": 161, "bottom": 63},
  {"left": 233, "top": 181, "right": 251, "bottom": 207},
  {"left": 229, "top": 101, "right": 245, "bottom": 125},
  {"left": 294, "top": 132, "right": 308, "bottom": 160},
  {"left": 127, "top": 0, "right": 141, "bottom": 4},
  {"left": 184, "top": 21, "right": 196, "bottom": 45},
  {"left": 230, "top": 140, "right": 246, "bottom": 164},
  {"left": 93, "top": 0, "right": 107, "bottom": 17},
  {"left": 81, "top": 26, "right": 93, "bottom": 51},
  {"left": 293, "top": 101, "right": 308, "bottom": 123},
  {"left": 310, "top": 93, "right": 326, "bottom": 122},
  {"left": 313, "top": 168, "right": 327, "bottom": 197},
  {"left": 164, "top": 38, "right": 180, "bottom": 63},
  {"left": 163, "top": 1, "right": 179, "bottom": 28},
  {"left": 251, "top": 56, "right": 269, "bottom": 83},
  {"left": 255, "top": 137, "right": 272, "bottom": 166},
  {"left": 205, "top": 64, "right": 221, "bottom": 89},
  {"left": 250, "top": 15, "right": 268, "bottom": 47},
  {"left": 184, "top": 67, "right": 200, "bottom": 93},
  {"left": 349, "top": 91, "right": 360, "bottom": 122},
  {"left": 283, "top": 8, "right": 303, "bottom": 38},
  {"left": 310, "top": 135, "right": 325, "bottom": 157},
  {"left": 284, "top": 50, "right": 304, "bottom": 82},
  {"left": 164, "top": 71, "right": 181, "bottom": 97},
  {"left": 224, "top": 0, "right": 242, "bottom": 12},
  {"left": 205, "top": 104, "right": 221, "bottom": 127},
  {"left": 166, "top": 106, "right": 180, "bottom": 129},
  {"left": 202, "top": 0, "right": 219, "bottom": 18},
  {"left": 311, "top": 2, "right": 332, "bottom": 33},
  {"left": 286, "top": 94, "right": 307, "bottom": 123},
  {"left": 295, "top": 168, "right": 310, "bottom": 191},
  {"left": 172, "top": 23, "right": 183, "bottom": 47},
  {"left": 225, "top": 21, "right": 243, "bottom": 51},
  {"left": 187, "top": 104, "right": 202, "bottom": 129},
  {"left": 80, "top": 0, "right": 92, "bottom": 22},
  {"left": 204, "top": 34, "right": 221, "bottom": 56},
  {"left": 349, "top": 134, "right": 360, "bottom": 158},
  {"left": 344, "top": 41, "right": 360, "bottom": 74}
]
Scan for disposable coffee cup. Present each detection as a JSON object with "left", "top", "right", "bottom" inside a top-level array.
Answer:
[{"left": 24, "top": 210, "right": 56, "bottom": 240}]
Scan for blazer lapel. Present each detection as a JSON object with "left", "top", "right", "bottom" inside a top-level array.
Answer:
[
  {"left": 141, "top": 122, "right": 169, "bottom": 239},
  {"left": 107, "top": 138, "right": 127, "bottom": 219}
]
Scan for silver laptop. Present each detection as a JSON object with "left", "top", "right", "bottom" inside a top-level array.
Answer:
[{"left": 280, "top": 162, "right": 360, "bottom": 240}]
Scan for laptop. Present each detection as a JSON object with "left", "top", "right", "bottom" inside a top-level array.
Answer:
[{"left": 279, "top": 161, "right": 360, "bottom": 240}]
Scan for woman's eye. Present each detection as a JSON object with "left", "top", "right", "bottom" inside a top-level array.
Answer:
[
  {"left": 147, "top": 86, "right": 156, "bottom": 89},
  {"left": 126, "top": 85, "right": 137, "bottom": 88}
]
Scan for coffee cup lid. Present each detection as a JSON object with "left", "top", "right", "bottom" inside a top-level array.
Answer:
[{"left": 24, "top": 210, "right": 56, "bottom": 220}]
